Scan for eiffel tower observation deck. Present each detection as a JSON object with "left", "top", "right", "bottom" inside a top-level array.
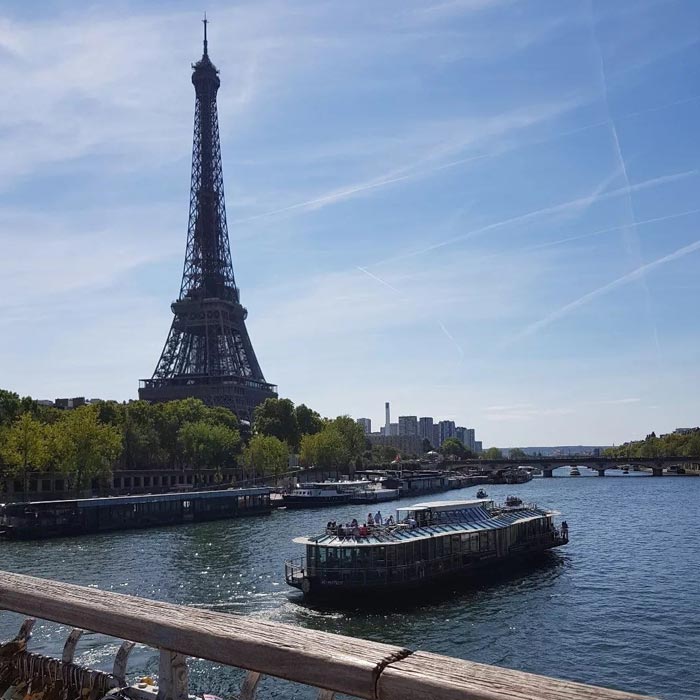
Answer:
[{"left": 139, "top": 20, "right": 277, "bottom": 421}]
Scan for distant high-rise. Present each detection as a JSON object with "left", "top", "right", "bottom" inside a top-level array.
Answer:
[
  {"left": 432, "top": 424, "right": 440, "bottom": 448},
  {"left": 474, "top": 440, "right": 483, "bottom": 453},
  {"left": 419, "top": 417, "right": 434, "bottom": 442},
  {"left": 389, "top": 422, "right": 399, "bottom": 437},
  {"left": 398, "top": 416, "right": 418, "bottom": 436},
  {"left": 385, "top": 402, "right": 391, "bottom": 433},
  {"left": 438, "top": 420, "right": 456, "bottom": 446},
  {"left": 465, "top": 428, "right": 476, "bottom": 452},
  {"left": 356, "top": 418, "right": 372, "bottom": 435}
]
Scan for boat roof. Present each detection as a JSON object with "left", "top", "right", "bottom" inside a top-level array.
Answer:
[
  {"left": 294, "top": 506, "right": 550, "bottom": 547},
  {"left": 2, "top": 487, "right": 271, "bottom": 509},
  {"left": 295, "top": 480, "right": 370, "bottom": 487},
  {"left": 396, "top": 498, "right": 491, "bottom": 513}
]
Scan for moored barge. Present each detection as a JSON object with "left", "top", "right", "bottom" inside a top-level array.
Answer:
[
  {"left": 0, "top": 487, "right": 271, "bottom": 539},
  {"left": 282, "top": 480, "right": 398, "bottom": 508},
  {"left": 285, "top": 498, "right": 568, "bottom": 597}
]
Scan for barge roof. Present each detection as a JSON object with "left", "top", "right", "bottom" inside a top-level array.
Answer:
[
  {"left": 4, "top": 487, "right": 271, "bottom": 509},
  {"left": 294, "top": 506, "right": 549, "bottom": 547}
]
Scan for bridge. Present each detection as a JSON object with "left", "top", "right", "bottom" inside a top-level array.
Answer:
[{"left": 457, "top": 456, "right": 698, "bottom": 478}]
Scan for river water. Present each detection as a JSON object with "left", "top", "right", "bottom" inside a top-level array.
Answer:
[{"left": 1, "top": 469, "right": 697, "bottom": 699}]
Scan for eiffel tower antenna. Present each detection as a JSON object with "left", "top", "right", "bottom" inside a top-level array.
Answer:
[
  {"left": 202, "top": 13, "right": 208, "bottom": 56},
  {"left": 139, "top": 23, "right": 277, "bottom": 420}
]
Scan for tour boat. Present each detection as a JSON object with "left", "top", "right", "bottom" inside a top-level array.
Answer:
[
  {"left": 281, "top": 480, "right": 380, "bottom": 508},
  {"left": 285, "top": 498, "right": 568, "bottom": 598}
]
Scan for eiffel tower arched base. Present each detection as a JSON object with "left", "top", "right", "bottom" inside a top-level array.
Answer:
[{"left": 139, "top": 375, "right": 277, "bottom": 423}]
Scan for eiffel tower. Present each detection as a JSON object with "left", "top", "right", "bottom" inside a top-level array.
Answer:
[{"left": 139, "top": 19, "right": 277, "bottom": 421}]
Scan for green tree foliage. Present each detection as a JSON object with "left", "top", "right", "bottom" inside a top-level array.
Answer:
[
  {"left": 605, "top": 429, "right": 700, "bottom": 459},
  {"left": 440, "top": 437, "right": 467, "bottom": 459},
  {"left": 295, "top": 404, "right": 324, "bottom": 436},
  {"left": 177, "top": 420, "right": 241, "bottom": 482},
  {"left": 0, "top": 413, "right": 49, "bottom": 495},
  {"left": 51, "top": 406, "right": 122, "bottom": 493},
  {"left": 299, "top": 416, "right": 365, "bottom": 472},
  {"left": 241, "top": 434, "right": 289, "bottom": 479},
  {"left": 483, "top": 447, "right": 504, "bottom": 460},
  {"left": 253, "top": 398, "right": 301, "bottom": 450}
]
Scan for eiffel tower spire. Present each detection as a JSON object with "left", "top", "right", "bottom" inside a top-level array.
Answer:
[{"left": 139, "top": 21, "right": 277, "bottom": 420}]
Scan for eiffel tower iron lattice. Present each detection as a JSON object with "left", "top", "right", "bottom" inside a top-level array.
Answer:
[{"left": 139, "top": 21, "right": 277, "bottom": 420}]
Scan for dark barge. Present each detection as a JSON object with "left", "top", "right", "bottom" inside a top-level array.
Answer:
[
  {"left": 285, "top": 498, "right": 568, "bottom": 598},
  {"left": 0, "top": 487, "right": 271, "bottom": 539}
]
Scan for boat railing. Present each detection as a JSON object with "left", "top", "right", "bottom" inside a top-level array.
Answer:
[{"left": 0, "top": 571, "right": 651, "bottom": 700}]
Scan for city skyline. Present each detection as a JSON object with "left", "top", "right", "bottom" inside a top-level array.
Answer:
[{"left": 1, "top": 1, "right": 699, "bottom": 446}]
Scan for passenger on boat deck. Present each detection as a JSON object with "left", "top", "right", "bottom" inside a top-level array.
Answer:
[
  {"left": 351, "top": 518, "right": 358, "bottom": 528},
  {"left": 352, "top": 524, "right": 360, "bottom": 537},
  {"left": 359, "top": 523, "right": 368, "bottom": 537},
  {"left": 367, "top": 513, "right": 375, "bottom": 526},
  {"left": 337, "top": 524, "right": 344, "bottom": 537},
  {"left": 408, "top": 517, "right": 417, "bottom": 528},
  {"left": 375, "top": 510, "right": 383, "bottom": 525},
  {"left": 386, "top": 515, "right": 395, "bottom": 526}
]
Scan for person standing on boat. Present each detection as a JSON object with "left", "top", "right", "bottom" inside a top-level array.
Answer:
[
  {"left": 375, "top": 510, "right": 383, "bottom": 525},
  {"left": 367, "top": 513, "right": 375, "bottom": 526}
]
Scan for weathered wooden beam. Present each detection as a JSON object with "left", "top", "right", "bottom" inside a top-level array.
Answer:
[
  {"left": 0, "top": 572, "right": 657, "bottom": 700},
  {"left": 0, "top": 571, "right": 403, "bottom": 699},
  {"left": 376, "top": 650, "right": 655, "bottom": 700}
]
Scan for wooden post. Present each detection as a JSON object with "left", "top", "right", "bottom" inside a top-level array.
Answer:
[{"left": 157, "top": 650, "right": 188, "bottom": 700}]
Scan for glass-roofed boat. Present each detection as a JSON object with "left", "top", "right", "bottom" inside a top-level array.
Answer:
[{"left": 285, "top": 498, "right": 568, "bottom": 598}]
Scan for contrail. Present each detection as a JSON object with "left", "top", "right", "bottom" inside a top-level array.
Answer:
[
  {"left": 508, "top": 237, "right": 700, "bottom": 343},
  {"left": 356, "top": 266, "right": 465, "bottom": 360},
  {"left": 356, "top": 266, "right": 402, "bottom": 294},
  {"left": 589, "top": 0, "right": 662, "bottom": 358},
  {"left": 525, "top": 208, "right": 700, "bottom": 252},
  {"left": 231, "top": 95, "right": 700, "bottom": 226},
  {"left": 368, "top": 169, "right": 697, "bottom": 266}
]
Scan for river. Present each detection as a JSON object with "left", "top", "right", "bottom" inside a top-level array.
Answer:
[{"left": 1, "top": 469, "right": 697, "bottom": 699}]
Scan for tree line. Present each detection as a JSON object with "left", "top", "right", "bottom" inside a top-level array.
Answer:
[
  {"left": 604, "top": 430, "right": 700, "bottom": 459},
  {"left": 0, "top": 389, "right": 368, "bottom": 495}
]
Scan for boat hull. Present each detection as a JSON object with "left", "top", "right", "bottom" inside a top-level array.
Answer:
[
  {"left": 281, "top": 495, "right": 352, "bottom": 508},
  {"left": 288, "top": 539, "right": 566, "bottom": 599}
]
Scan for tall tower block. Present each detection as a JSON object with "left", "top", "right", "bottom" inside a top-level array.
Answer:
[{"left": 139, "top": 20, "right": 277, "bottom": 421}]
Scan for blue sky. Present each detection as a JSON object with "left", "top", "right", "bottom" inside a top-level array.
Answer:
[{"left": 0, "top": 0, "right": 698, "bottom": 446}]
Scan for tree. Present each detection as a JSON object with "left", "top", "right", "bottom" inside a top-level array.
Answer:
[
  {"left": 241, "top": 434, "right": 289, "bottom": 480},
  {"left": 51, "top": 406, "right": 122, "bottom": 494},
  {"left": 421, "top": 438, "right": 434, "bottom": 454},
  {"left": 253, "top": 398, "right": 301, "bottom": 450},
  {"left": 0, "top": 413, "right": 49, "bottom": 497},
  {"left": 178, "top": 420, "right": 241, "bottom": 484},
  {"left": 483, "top": 447, "right": 503, "bottom": 460},
  {"left": 327, "top": 416, "right": 365, "bottom": 469},
  {"left": 440, "top": 437, "right": 467, "bottom": 459},
  {"left": 296, "top": 404, "right": 323, "bottom": 436},
  {"left": 0, "top": 390, "right": 22, "bottom": 427},
  {"left": 509, "top": 448, "right": 528, "bottom": 460}
]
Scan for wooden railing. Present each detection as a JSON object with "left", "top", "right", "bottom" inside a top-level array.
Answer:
[{"left": 0, "top": 571, "right": 654, "bottom": 700}]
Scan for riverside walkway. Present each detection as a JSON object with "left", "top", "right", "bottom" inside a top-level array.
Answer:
[{"left": 0, "top": 571, "right": 654, "bottom": 700}]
